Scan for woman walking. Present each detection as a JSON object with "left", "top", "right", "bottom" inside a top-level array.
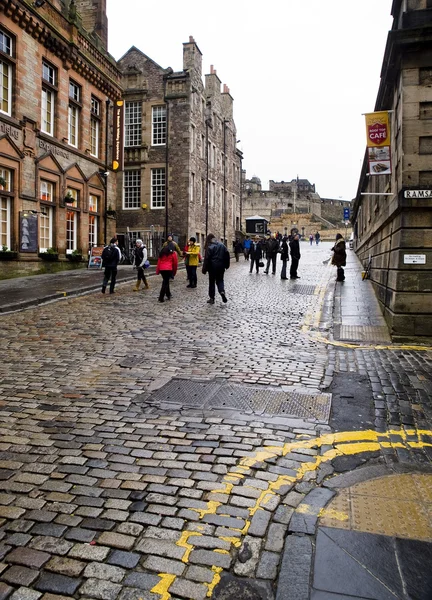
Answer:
[
  {"left": 132, "top": 239, "right": 149, "bottom": 291},
  {"left": 331, "top": 233, "right": 347, "bottom": 281},
  {"left": 280, "top": 235, "right": 289, "bottom": 279},
  {"left": 156, "top": 246, "right": 178, "bottom": 302}
]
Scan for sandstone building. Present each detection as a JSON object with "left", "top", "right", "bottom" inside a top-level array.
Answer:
[
  {"left": 115, "top": 38, "right": 242, "bottom": 255},
  {"left": 352, "top": 0, "right": 432, "bottom": 340},
  {"left": 0, "top": 0, "right": 121, "bottom": 274}
]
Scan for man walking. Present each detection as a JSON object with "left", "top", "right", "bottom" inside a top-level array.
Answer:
[
  {"left": 289, "top": 233, "right": 301, "bottom": 279},
  {"left": 249, "top": 236, "right": 263, "bottom": 274},
  {"left": 101, "top": 237, "right": 122, "bottom": 294},
  {"left": 202, "top": 233, "right": 230, "bottom": 304},
  {"left": 132, "top": 239, "right": 150, "bottom": 291},
  {"left": 264, "top": 234, "right": 280, "bottom": 275},
  {"left": 243, "top": 236, "right": 252, "bottom": 261},
  {"left": 315, "top": 231, "right": 321, "bottom": 245},
  {"left": 280, "top": 235, "right": 289, "bottom": 280}
]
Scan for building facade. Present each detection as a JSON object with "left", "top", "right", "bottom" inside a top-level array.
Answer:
[
  {"left": 0, "top": 0, "right": 121, "bottom": 273},
  {"left": 352, "top": 0, "right": 432, "bottom": 340},
  {"left": 115, "top": 38, "right": 242, "bottom": 255}
]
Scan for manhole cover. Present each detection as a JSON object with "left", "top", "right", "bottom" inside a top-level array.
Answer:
[
  {"left": 288, "top": 285, "right": 316, "bottom": 295},
  {"left": 145, "top": 379, "right": 332, "bottom": 422},
  {"left": 338, "top": 325, "right": 391, "bottom": 343},
  {"left": 118, "top": 356, "right": 142, "bottom": 368}
]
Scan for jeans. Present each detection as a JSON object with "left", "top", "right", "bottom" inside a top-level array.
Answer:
[
  {"left": 208, "top": 269, "right": 225, "bottom": 299},
  {"left": 159, "top": 270, "right": 173, "bottom": 299},
  {"left": 265, "top": 254, "right": 277, "bottom": 274},
  {"left": 244, "top": 249, "right": 250, "bottom": 260},
  {"left": 290, "top": 258, "right": 299, "bottom": 278},
  {"left": 249, "top": 257, "right": 260, "bottom": 273},
  {"left": 189, "top": 265, "right": 197, "bottom": 287},
  {"left": 103, "top": 266, "right": 117, "bottom": 293},
  {"left": 281, "top": 259, "right": 288, "bottom": 279}
]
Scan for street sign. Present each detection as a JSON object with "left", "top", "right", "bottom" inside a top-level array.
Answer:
[
  {"left": 343, "top": 208, "right": 350, "bottom": 220},
  {"left": 404, "top": 254, "right": 426, "bottom": 265}
]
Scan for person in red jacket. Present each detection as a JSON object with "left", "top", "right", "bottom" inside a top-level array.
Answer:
[{"left": 156, "top": 245, "right": 178, "bottom": 302}]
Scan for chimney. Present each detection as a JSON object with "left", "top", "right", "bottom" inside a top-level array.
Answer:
[
  {"left": 222, "top": 83, "right": 233, "bottom": 118},
  {"left": 205, "top": 66, "right": 221, "bottom": 99},
  {"left": 76, "top": 0, "right": 108, "bottom": 49},
  {"left": 183, "top": 36, "right": 202, "bottom": 75}
]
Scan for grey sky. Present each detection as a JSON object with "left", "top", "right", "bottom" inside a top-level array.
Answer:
[{"left": 106, "top": 0, "right": 393, "bottom": 200}]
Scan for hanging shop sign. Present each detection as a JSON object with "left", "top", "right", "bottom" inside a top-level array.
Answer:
[
  {"left": 112, "top": 100, "right": 124, "bottom": 172},
  {"left": 364, "top": 111, "right": 392, "bottom": 175}
]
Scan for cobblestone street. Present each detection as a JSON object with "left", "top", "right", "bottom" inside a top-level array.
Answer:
[{"left": 0, "top": 242, "right": 431, "bottom": 600}]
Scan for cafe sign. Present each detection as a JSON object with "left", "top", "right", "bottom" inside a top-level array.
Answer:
[{"left": 364, "top": 111, "right": 392, "bottom": 176}]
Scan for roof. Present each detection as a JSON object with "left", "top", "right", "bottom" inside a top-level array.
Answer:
[{"left": 245, "top": 215, "right": 269, "bottom": 222}]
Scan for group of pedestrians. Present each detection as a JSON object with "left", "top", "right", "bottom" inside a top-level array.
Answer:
[
  {"left": 309, "top": 231, "right": 321, "bottom": 245},
  {"left": 248, "top": 230, "right": 301, "bottom": 279}
]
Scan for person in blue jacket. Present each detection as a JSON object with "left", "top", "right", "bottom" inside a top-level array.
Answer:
[{"left": 243, "top": 236, "right": 252, "bottom": 261}]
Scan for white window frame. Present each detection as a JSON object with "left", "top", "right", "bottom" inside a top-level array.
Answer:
[
  {"left": 68, "top": 104, "right": 79, "bottom": 147},
  {"left": 40, "top": 180, "right": 54, "bottom": 202},
  {"left": 88, "top": 213, "right": 98, "bottom": 247},
  {"left": 0, "top": 196, "right": 11, "bottom": 248},
  {"left": 90, "top": 117, "right": 99, "bottom": 157},
  {"left": 69, "top": 81, "right": 80, "bottom": 103},
  {"left": 0, "top": 168, "right": 11, "bottom": 191},
  {"left": 89, "top": 194, "right": 99, "bottom": 213},
  {"left": 151, "top": 106, "right": 167, "bottom": 146},
  {"left": 41, "top": 87, "right": 54, "bottom": 136},
  {"left": 125, "top": 101, "right": 142, "bottom": 147},
  {"left": 123, "top": 170, "right": 141, "bottom": 209},
  {"left": 151, "top": 168, "right": 166, "bottom": 209},
  {"left": 66, "top": 210, "right": 77, "bottom": 252},
  {"left": 65, "top": 188, "right": 78, "bottom": 208},
  {"left": 0, "top": 30, "right": 12, "bottom": 116},
  {"left": 42, "top": 61, "right": 55, "bottom": 85},
  {"left": 39, "top": 206, "right": 53, "bottom": 252}
]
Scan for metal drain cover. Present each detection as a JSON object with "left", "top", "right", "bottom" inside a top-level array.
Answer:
[
  {"left": 288, "top": 285, "right": 316, "bottom": 295},
  {"left": 145, "top": 379, "right": 332, "bottom": 422}
]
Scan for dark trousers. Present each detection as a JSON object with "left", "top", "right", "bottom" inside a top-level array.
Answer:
[
  {"left": 281, "top": 259, "right": 288, "bottom": 279},
  {"left": 290, "top": 258, "right": 299, "bottom": 278},
  {"left": 185, "top": 264, "right": 191, "bottom": 281},
  {"left": 265, "top": 254, "right": 277, "bottom": 274},
  {"left": 103, "top": 266, "right": 117, "bottom": 293},
  {"left": 337, "top": 267, "right": 345, "bottom": 281},
  {"left": 189, "top": 266, "right": 197, "bottom": 287},
  {"left": 250, "top": 257, "right": 260, "bottom": 273},
  {"left": 244, "top": 249, "right": 250, "bottom": 260},
  {"left": 208, "top": 269, "right": 225, "bottom": 299},
  {"left": 235, "top": 253, "right": 240, "bottom": 262},
  {"left": 159, "top": 270, "right": 173, "bottom": 299},
  {"left": 137, "top": 266, "right": 147, "bottom": 285}
]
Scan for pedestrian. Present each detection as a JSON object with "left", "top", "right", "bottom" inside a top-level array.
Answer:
[
  {"left": 163, "top": 234, "right": 182, "bottom": 257},
  {"left": 315, "top": 231, "right": 321, "bottom": 245},
  {"left": 156, "top": 245, "right": 178, "bottom": 302},
  {"left": 331, "top": 233, "right": 347, "bottom": 281},
  {"left": 264, "top": 233, "right": 280, "bottom": 275},
  {"left": 280, "top": 235, "right": 289, "bottom": 280},
  {"left": 132, "top": 239, "right": 150, "bottom": 291},
  {"left": 234, "top": 238, "right": 243, "bottom": 262},
  {"left": 243, "top": 236, "right": 252, "bottom": 260},
  {"left": 309, "top": 234, "right": 314, "bottom": 245},
  {"left": 289, "top": 233, "right": 301, "bottom": 279},
  {"left": 249, "top": 236, "right": 263, "bottom": 274},
  {"left": 202, "top": 232, "right": 230, "bottom": 304},
  {"left": 184, "top": 236, "right": 200, "bottom": 288},
  {"left": 101, "top": 237, "right": 121, "bottom": 294}
]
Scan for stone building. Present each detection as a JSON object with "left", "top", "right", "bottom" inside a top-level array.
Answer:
[
  {"left": 352, "top": 0, "right": 432, "bottom": 340},
  {"left": 115, "top": 38, "right": 242, "bottom": 255},
  {"left": 0, "top": 0, "right": 121, "bottom": 274}
]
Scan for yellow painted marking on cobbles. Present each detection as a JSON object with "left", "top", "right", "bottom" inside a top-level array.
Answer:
[
  {"left": 151, "top": 428, "right": 432, "bottom": 599},
  {"left": 309, "top": 332, "right": 431, "bottom": 352},
  {"left": 295, "top": 504, "right": 350, "bottom": 522}
]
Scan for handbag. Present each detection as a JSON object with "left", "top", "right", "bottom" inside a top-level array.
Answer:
[
  {"left": 143, "top": 260, "right": 150, "bottom": 269},
  {"left": 258, "top": 261, "right": 264, "bottom": 267}
]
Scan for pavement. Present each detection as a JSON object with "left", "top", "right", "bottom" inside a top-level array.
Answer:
[{"left": 0, "top": 242, "right": 431, "bottom": 600}]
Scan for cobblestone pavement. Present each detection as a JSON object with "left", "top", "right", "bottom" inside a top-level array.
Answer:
[{"left": 0, "top": 242, "right": 431, "bottom": 600}]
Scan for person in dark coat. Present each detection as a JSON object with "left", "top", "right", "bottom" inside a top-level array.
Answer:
[
  {"left": 249, "top": 236, "right": 263, "bottom": 274},
  {"left": 331, "top": 233, "right": 347, "bottom": 281},
  {"left": 280, "top": 235, "right": 289, "bottom": 280},
  {"left": 234, "top": 239, "right": 243, "bottom": 262},
  {"left": 289, "top": 234, "right": 301, "bottom": 279},
  {"left": 264, "top": 234, "right": 280, "bottom": 275},
  {"left": 101, "top": 237, "right": 122, "bottom": 294},
  {"left": 202, "top": 233, "right": 230, "bottom": 304}
]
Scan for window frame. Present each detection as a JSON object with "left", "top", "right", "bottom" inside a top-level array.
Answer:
[
  {"left": 40, "top": 180, "right": 54, "bottom": 202},
  {"left": 0, "top": 29, "right": 13, "bottom": 117},
  {"left": 0, "top": 168, "right": 12, "bottom": 192},
  {"left": 66, "top": 209, "right": 77, "bottom": 252},
  {"left": 123, "top": 169, "right": 141, "bottom": 209},
  {"left": 151, "top": 105, "right": 167, "bottom": 146},
  {"left": 125, "top": 101, "right": 142, "bottom": 147},
  {"left": 41, "top": 60, "right": 57, "bottom": 136},
  {"left": 0, "top": 196, "right": 11, "bottom": 248},
  {"left": 88, "top": 213, "right": 98, "bottom": 248},
  {"left": 39, "top": 206, "right": 53, "bottom": 252},
  {"left": 151, "top": 167, "right": 166, "bottom": 209},
  {"left": 90, "top": 96, "right": 101, "bottom": 157}
]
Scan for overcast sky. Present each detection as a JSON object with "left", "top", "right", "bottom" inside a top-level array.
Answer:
[{"left": 106, "top": 0, "right": 393, "bottom": 200}]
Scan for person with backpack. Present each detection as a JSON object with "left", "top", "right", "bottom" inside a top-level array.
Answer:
[
  {"left": 156, "top": 245, "right": 178, "bottom": 302},
  {"left": 331, "top": 233, "right": 347, "bottom": 281},
  {"left": 202, "top": 233, "right": 230, "bottom": 304},
  {"left": 162, "top": 234, "right": 182, "bottom": 257},
  {"left": 132, "top": 239, "right": 150, "bottom": 292},
  {"left": 101, "top": 237, "right": 122, "bottom": 294}
]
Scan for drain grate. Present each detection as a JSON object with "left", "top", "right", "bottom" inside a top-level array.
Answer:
[
  {"left": 144, "top": 378, "right": 332, "bottom": 422},
  {"left": 288, "top": 285, "right": 316, "bottom": 295}
]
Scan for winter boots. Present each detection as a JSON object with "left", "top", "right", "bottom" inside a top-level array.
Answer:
[{"left": 133, "top": 281, "right": 141, "bottom": 292}]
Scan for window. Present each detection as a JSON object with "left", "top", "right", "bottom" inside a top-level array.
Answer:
[
  {"left": 39, "top": 207, "right": 53, "bottom": 252},
  {"left": 151, "top": 168, "right": 165, "bottom": 209},
  {"left": 0, "top": 168, "right": 11, "bottom": 191},
  {"left": 191, "top": 124, "right": 195, "bottom": 153},
  {"left": 0, "top": 197, "right": 11, "bottom": 248},
  {"left": 420, "top": 68, "right": 432, "bottom": 86},
  {"left": 66, "top": 210, "right": 77, "bottom": 251},
  {"left": 419, "top": 137, "right": 432, "bottom": 154},
  {"left": 40, "top": 180, "right": 54, "bottom": 202},
  {"left": 201, "top": 179, "right": 205, "bottom": 206},
  {"left": 124, "top": 170, "right": 141, "bottom": 209},
  {"left": 0, "top": 30, "right": 13, "bottom": 116},
  {"left": 69, "top": 81, "right": 80, "bottom": 103},
  {"left": 191, "top": 173, "right": 195, "bottom": 203},
  {"left": 88, "top": 214, "right": 98, "bottom": 247},
  {"left": 41, "top": 61, "right": 56, "bottom": 135},
  {"left": 152, "top": 106, "right": 167, "bottom": 145},
  {"left": 89, "top": 194, "right": 99, "bottom": 212},
  {"left": 125, "top": 101, "right": 142, "bottom": 147},
  {"left": 201, "top": 135, "right": 205, "bottom": 159},
  {"left": 68, "top": 105, "right": 79, "bottom": 147},
  {"left": 90, "top": 97, "right": 101, "bottom": 157},
  {"left": 65, "top": 188, "right": 78, "bottom": 208}
]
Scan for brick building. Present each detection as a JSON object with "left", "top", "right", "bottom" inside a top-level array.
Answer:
[
  {"left": 352, "top": 0, "right": 432, "bottom": 340},
  {"left": 0, "top": 0, "right": 121, "bottom": 273},
  {"left": 115, "top": 37, "right": 242, "bottom": 255}
]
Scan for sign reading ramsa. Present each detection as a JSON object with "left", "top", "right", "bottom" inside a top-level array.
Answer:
[{"left": 404, "top": 190, "right": 432, "bottom": 199}]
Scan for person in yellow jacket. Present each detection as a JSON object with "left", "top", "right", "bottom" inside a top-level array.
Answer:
[{"left": 185, "top": 236, "right": 201, "bottom": 288}]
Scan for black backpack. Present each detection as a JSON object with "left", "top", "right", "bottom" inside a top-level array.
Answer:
[{"left": 102, "top": 245, "right": 116, "bottom": 263}]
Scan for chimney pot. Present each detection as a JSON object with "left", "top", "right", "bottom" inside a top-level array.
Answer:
[{"left": 189, "top": 36, "right": 194, "bottom": 43}]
